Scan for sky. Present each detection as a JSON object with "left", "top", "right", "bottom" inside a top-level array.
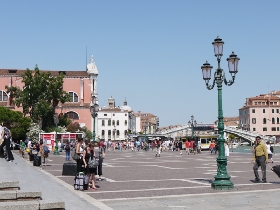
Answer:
[{"left": 1, "top": 0, "right": 280, "bottom": 127}]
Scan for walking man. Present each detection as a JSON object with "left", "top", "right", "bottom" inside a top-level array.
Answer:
[{"left": 253, "top": 136, "right": 268, "bottom": 183}]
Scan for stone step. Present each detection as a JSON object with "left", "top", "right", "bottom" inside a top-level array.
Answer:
[
  {"left": 0, "top": 181, "right": 19, "bottom": 191},
  {"left": 0, "top": 200, "right": 65, "bottom": 210},
  {"left": 0, "top": 191, "right": 41, "bottom": 202}
]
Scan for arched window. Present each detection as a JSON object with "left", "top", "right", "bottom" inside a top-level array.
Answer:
[
  {"left": 124, "top": 120, "right": 127, "bottom": 126},
  {"left": 117, "top": 130, "right": 120, "bottom": 136},
  {"left": 112, "top": 120, "right": 115, "bottom": 126},
  {"left": 69, "top": 91, "right": 78, "bottom": 102},
  {"left": 0, "top": 91, "right": 8, "bottom": 101},
  {"left": 108, "top": 130, "right": 111, "bottom": 135},
  {"left": 65, "top": 111, "right": 79, "bottom": 120},
  {"left": 102, "top": 120, "right": 105, "bottom": 126},
  {"left": 124, "top": 130, "right": 128, "bottom": 136},
  {"left": 101, "top": 130, "right": 105, "bottom": 135},
  {"left": 272, "top": 118, "right": 275, "bottom": 124},
  {"left": 108, "top": 120, "right": 111, "bottom": 126},
  {"left": 117, "top": 120, "right": 119, "bottom": 126},
  {"left": 277, "top": 117, "right": 280, "bottom": 124},
  {"left": 263, "top": 118, "right": 266, "bottom": 124}
]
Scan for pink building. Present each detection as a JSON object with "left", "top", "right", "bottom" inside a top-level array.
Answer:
[
  {"left": 239, "top": 93, "right": 280, "bottom": 139},
  {"left": 0, "top": 63, "right": 96, "bottom": 131}
]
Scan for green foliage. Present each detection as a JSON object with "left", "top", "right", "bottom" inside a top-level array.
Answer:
[
  {"left": 26, "top": 123, "right": 44, "bottom": 143},
  {"left": 66, "top": 122, "right": 81, "bottom": 133},
  {"left": 0, "top": 107, "right": 31, "bottom": 142},
  {"left": 6, "top": 65, "right": 70, "bottom": 131},
  {"left": 228, "top": 134, "right": 236, "bottom": 140},
  {"left": 80, "top": 126, "right": 92, "bottom": 141}
]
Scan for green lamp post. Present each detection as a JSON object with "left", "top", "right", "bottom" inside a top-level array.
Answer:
[
  {"left": 201, "top": 36, "right": 240, "bottom": 190},
  {"left": 188, "top": 115, "right": 197, "bottom": 140},
  {"left": 90, "top": 96, "right": 99, "bottom": 142},
  {"left": 53, "top": 113, "right": 59, "bottom": 155}
]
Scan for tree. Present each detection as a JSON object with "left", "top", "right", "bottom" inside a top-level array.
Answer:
[
  {"left": 228, "top": 134, "right": 236, "bottom": 141},
  {"left": 0, "top": 107, "right": 31, "bottom": 142},
  {"left": 6, "top": 65, "right": 70, "bottom": 130},
  {"left": 66, "top": 122, "right": 82, "bottom": 133},
  {"left": 80, "top": 126, "right": 92, "bottom": 141}
]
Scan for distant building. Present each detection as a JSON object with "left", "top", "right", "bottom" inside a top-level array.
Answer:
[{"left": 239, "top": 93, "right": 280, "bottom": 138}]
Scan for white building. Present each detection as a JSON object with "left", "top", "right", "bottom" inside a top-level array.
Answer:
[{"left": 97, "top": 97, "right": 136, "bottom": 141}]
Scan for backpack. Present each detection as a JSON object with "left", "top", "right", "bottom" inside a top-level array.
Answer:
[
  {"left": 65, "top": 144, "right": 70, "bottom": 150},
  {"left": 270, "top": 146, "right": 274, "bottom": 153},
  {"left": 3, "top": 127, "right": 11, "bottom": 140},
  {"left": 43, "top": 145, "right": 50, "bottom": 153}
]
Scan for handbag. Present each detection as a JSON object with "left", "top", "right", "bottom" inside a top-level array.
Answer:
[
  {"left": 71, "top": 150, "right": 80, "bottom": 161},
  {"left": 26, "top": 148, "right": 30, "bottom": 153},
  {"left": 88, "top": 157, "right": 99, "bottom": 168}
]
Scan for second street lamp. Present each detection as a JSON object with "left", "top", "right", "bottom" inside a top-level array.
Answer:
[
  {"left": 201, "top": 36, "right": 240, "bottom": 190},
  {"left": 188, "top": 115, "right": 197, "bottom": 140},
  {"left": 90, "top": 96, "right": 99, "bottom": 142},
  {"left": 53, "top": 113, "right": 59, "bottom": 155}
]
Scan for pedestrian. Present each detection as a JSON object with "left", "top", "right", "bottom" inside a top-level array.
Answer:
[
  {"left": 209, "top": 141, "right": 215, "bottom": 154},
  {"left": 178, "top": 141, "right": 183, "bottom": 155},
  {"left": 40, "top": 140, "right": 49, "bottom": 166},
  {"left": 1, "top": 122, "right": 14, "bottom": 162},
  {"left": 75, "top": 138, "right": 84, "bottom": 173},
  {"left": 252, "top": 136, "right": 268, "bottom": 183},
  {"left": 225, "top": 141, "right": 229, "bottom": 157},
  {"left": 185, "top": 140, "right": 190, "bottom": 155},
  {"left": 65, "top": 140, "right": 71, "bottom": 161},
  {"left": 83, "top": 143, "right": 97, "bottom": 190},
  {"left": 192, "top": 140, "right": 197, "bottom": 155},
  {"left": 197, "top": 140, "right": 201, "bottom": 154},
  {"left": 155, "top": 142, "right": 161, "bottom": 157},
  {"left": 19, "top": 140, "right": 26, "bottom": 158},
  {"left": 93, "top": 140, "right": 105, "bottom": 181},
  {"left": 266, "top": 141, "right": 274, "bottom": 163}
]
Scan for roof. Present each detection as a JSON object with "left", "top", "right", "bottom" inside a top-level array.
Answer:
[
  {"left": 0, "top": 69, "right": 89, "bottom": 77},
  {"left": 249, "top": 95, "right": 280, "bottom": 100}
]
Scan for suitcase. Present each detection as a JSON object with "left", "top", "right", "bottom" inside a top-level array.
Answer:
[
  {"left": 74, "top": 172, "right": 88, "bottom": 191},
  {"left": 62, "top": 162, "right": 77, "bottom": 176},
  {"left": 271, "top": 165, "right": 280, "bottom": 178},
  {"left": 30, "top": 154, "right": 34, "bottom": 161},
  {"left": 33, "top": 155, "right": 41, "bottom": 167}
]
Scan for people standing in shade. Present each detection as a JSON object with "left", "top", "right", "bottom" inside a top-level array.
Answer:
[
  {"left": 75, "top": 138, "right": 84, "bottom": 173},
  {"left": 253, "top": 136, "right": 268, "bottom": 183},
  {"left": 93, "top": 141, "right": 105, "bottom": 181},
  {"left": 225, "top": 141, "right": 229, "bottom": 157},
  {"left": 266, "top": 141, "right": 274, "bottom": 163},
  {"left": 1, "top": 122, "right": 14, "bottom": 162},
  {"left": 83, "top": 143, "right": 97, "bottom": 190}
]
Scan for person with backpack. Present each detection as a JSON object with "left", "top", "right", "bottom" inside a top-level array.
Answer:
[
  {"left": 40, "top": 141, "right": 49, "bottom": 165},
  {"left": 65, "top": 140, "right": 71, "bottom": 161},
  {"left": 1, "top": 122, "right": 14, "bottom": 162}
]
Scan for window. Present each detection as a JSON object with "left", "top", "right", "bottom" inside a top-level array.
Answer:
[
  {"left": 272, "top": 109, "right": 275, "bottom": 113},
  {"left": 124, "top": 120, "right": 127, "bottom": 126},
  {"left": 252, "top": 118, "right": 256, "bottom": 124},
  {"left": 124, "top": 130, "right": 128, "bottom": 136},
  {"left": 117, "top": 120, "right": 119, "bottom": 126},
  {"left": 108, "top": 120, "right": 111, "bottom": 126},
  {"left": 277, "top": 109, "right": 279, "bottom": 113},
  {"left": 108, "top": 130, "right": 111, "bottom": 135},
  {"left": 116, "top": 130, "right": 120, "bottom": 136},
  {"left": 102, "top": 120, "right": 105, "bottom": 126},
  {"left": 104, "top": 114, "right": 107, "bottom": 116},
  {"left": 263, "top": 127, "right": 267, "bottom": 131},
  {"left": 254, "top": 102, "right": 257, "bottom": 105},
  {"left": 272, "top": 118, "right": 275, "bottom": 124},
  {"left": 277, "top": 117, "right": 280, "bottom": 124},
  {"left": 263, "top": 118, "right": 266, "bottom": 124},
  {"left": 125, "top": 114, "right": 127, "bottom": 116},
  {"left": 113, "top": 114, "right": 115, "bottom": 116},
  {"left": 69, "top": 91, "right": 78, "bottom": 102},
  {"left": 0, "top": 91, "right": 8, "bottom": 101},
  {"left": 101, "top": 130, "right": 105, "bottom": 135},
  {"left": 252, "top": 109, "right": 255, "bottom": 113},
  {"left": 253, "top": 128, "right": 256, "bottom": 131},
  {"left": 65, "top": 111, "right": 79, "bottom": 120},
  {"left": 271, "top": 127, "right": 276, "bottom": 131},
  {"left": 278, "top": 127, "right": 280, "bottom": 131},
  {"left": 112, "top": 120, "right": 115, "bottom": 126},
  {"left": 263, "top": 109, "right": 265, "bottom": 113}
]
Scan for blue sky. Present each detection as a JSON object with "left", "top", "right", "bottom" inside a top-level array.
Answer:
[{"left": 1, "top": 0, "right": 280, "bottom": 127}]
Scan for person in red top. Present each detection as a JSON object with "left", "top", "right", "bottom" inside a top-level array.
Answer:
[
  {"left": 189, "top": 140, "right": 194, "bottom": 154},
  {"left": 209, "top": 140, "right": 215, "bottom": 154},
  {"left": 185, "top": 140, "right": 190, "bottom": 155}
]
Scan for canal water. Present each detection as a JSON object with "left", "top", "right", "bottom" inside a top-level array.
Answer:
[{"left": 230, "top": 145, "right": 280, "bottom": 154}]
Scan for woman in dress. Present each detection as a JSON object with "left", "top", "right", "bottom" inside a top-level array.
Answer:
[
  {"left": 83, "top": 143, "right": 97, "bottom": 190},
  {"left": 225, "top": 141, "right": 229, "bottom": 157},
  {"left": 93, "top": 141, "right": 105, "bottom": 181}
]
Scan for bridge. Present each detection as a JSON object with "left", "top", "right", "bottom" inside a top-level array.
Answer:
[{"left": 156, "top": 124, "right": 276, "bottom": 144}]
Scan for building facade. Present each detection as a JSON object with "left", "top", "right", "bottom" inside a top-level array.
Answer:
[
  {"left": 0, "top": 56, "right": 98, "bottom": 132},
  {"left": 239, "top": 93, "right": 280, "bottom": 138}
]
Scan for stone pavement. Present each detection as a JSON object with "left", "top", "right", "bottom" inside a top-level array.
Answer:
[{"left": 2, "top": 148, "right": 280, "bottom": 209}]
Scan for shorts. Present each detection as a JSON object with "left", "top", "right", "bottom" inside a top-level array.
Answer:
[{"left": 268, "top": 154, "right": 273, "bottom": 159}]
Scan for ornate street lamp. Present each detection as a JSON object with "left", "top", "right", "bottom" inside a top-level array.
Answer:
[
  {"left": 113, "top": 126, "right": 116, "bottom": 141},
  {"left": 53, "top": 113, "right": 59, "bottom": 155},
  {"left": 188, "top": 115, "right": 197, "bottom": 140},
  {"left": 90, "top": 96, "right": 99, "bottom": 142},
  {"left": 201, "top": 36, "right": 240, "bottom": 190}
]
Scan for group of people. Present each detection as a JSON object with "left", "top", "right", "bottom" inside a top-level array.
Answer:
[
  {"left": 74, "top": 138, "right": 105, "bottom": 190},
  {"left": 0, "top": 122, "right": 14, "bottom": 162}
]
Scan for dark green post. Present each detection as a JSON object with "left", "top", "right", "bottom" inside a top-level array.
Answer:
[
  {"left": 201, "top": 36, "right": 240, "bottom": 190},
  {"left": 53, "top": 113, "right": 59, "bottom": 155}
]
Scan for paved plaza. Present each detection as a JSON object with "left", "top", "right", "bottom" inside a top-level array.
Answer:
[{"left": 4, "top": 148, "right": 280, "bottom": 209}]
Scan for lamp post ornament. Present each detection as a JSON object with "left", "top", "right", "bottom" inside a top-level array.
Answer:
[
  {"left": 188, "top": 115, "right": 197, "bottom": 140},
  {"left": 90, "top": 96, "right": 99, "bottom": 142},
  {"left": 201, "top": 36, "right": 240, "bottom": 190}
]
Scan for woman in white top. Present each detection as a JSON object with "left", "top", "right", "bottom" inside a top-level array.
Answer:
[
  {"left": 266, "top": 141, "right": 273, "bottom": 163},
  {"left": 224, "top": 141, "right": 229, "bottom": 157}
]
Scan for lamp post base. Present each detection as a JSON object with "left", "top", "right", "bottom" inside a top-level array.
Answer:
[
  {"left": 53, "top": 150, "right": 60, "bottom": 155},
  {"left": 211, "top": 178, "right": 234, "bottom": 190}
]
